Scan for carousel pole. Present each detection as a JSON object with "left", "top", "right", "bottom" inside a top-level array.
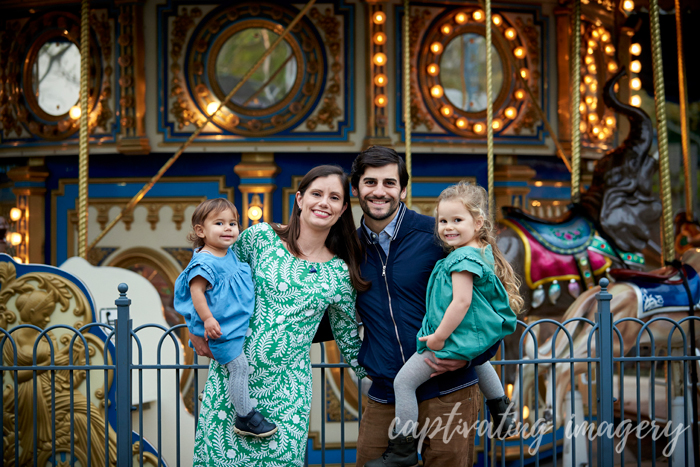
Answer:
[
  {"left": 675, "top": 0, "right": 693, "bottom": 222},
  {"left": 485, "top": 0, "right": 494, "bottom": 218},
  {"left": 570, "top": 0, "right": 581, "bottom": 204},
  {"left": 404, "top": 0, "right": 412, "bottom": 209},
  {"left": 77, "top": 0, "right": 90, "bottom": 259},
  {"left": 86, "top": 0, "right": 317, "bottom": 253},
  {"left": 649, "top": 0, "right": 673, "bottom": 264},
  {"left": 650, "top": 0, "right": 698, "bottom": 459}
]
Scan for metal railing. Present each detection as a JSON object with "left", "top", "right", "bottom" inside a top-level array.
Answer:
[{"left": 2, "top": 279, "right": 699, "bottom": 466}]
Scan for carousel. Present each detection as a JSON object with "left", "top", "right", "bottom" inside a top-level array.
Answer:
[{"left": 0, "top": 0, "right": 698, "bottom": 465}]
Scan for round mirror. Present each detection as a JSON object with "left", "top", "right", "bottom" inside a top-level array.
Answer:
[
  {"left": 215, "top": 28, "right": 298, "bottom": 109},
  {"left": 32, "top": 40, "right": 80, "bottom": 116},
  {"left": 440, "top": 33, "right": 504, "bottom": 112}
]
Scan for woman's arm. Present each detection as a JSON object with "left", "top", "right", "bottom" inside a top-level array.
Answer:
[
  {"left": 190, "top": 276, "right": 222, "bottom": 340},
  {"left": 189, "top": 334, "right": 214, "bottom": 359},
  {"left": 419, "top": 270, "right": 473, "bottom": 351},
  {"left": 328, "top": 291, "right": 368, "bottom": 379}
]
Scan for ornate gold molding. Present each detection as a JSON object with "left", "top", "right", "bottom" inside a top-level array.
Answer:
[
  {"left": 51, "top": 176, "right": 234, "bottom": 265},
  {"left": 169, "top": 7, "right": 201, "bottom": 129},
  {"left": 0, "top": 11, "right": 113, "bottom": 141},
  {"left": 0, "top": 260, "right": 117, "bottom": 466},
  {"left": 116, "top": 0, "right": 151, "bottom": 154}
]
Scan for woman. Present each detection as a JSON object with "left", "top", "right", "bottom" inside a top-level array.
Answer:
[{"left": 189, "top": 165, "right": 369, "bottom": 466}]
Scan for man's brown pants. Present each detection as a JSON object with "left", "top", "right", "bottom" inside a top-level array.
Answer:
[{"left": 355, "top": 384, "right": 481, "bottom": 467}]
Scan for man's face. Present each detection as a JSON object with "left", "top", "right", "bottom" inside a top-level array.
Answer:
[{"left": 352, "top": 164, "right": 406, "bottom": 221}]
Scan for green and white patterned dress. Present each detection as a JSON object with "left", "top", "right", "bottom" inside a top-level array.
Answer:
[{"left": 193, "top": 223, "right": 367, "bottom": 466}]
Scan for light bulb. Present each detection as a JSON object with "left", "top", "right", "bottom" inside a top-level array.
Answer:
[
  {"left": 630, "top": 43, "right": 641, "bottom": 56},
  {"left": 427, "top": 64, "right": 440, "bottom": 76},
  {"left": 9, "top": 232, "right": 22, "bottom": 246},
  {"left": 514, "top": 89, "right": 525, "bottom": 100},
  {"left": 505, "top": 28, "right": 517, "bottom": 40},
  {"left": 473, "top": 122, "right": 486, "bottom": 134},
  {"left": 206, "top": 102, "right": 219, "bottom": 116},
  {"left": 9, "top": 207, "right": 22, "bottom": 221},
  {"left": 630, "top": 60, "right": 641, "bottom": 73},
  {"left": 622, "top": 0, "right": 634, "bottom": 12},
  {"left": 441, "top": 105, "right": 453, "bottom": 117},
  {"left": 513, "top": 47, "right": 526, "bottom": 59},
  {"left": 248, "top": 205, "right": 263, "bottom": 221},
  {"left": 374, "top": 94, "right": 388, "bottom": 107},
  {"left": 430, "top": 85, "right": 444, "bottom": 98},
  {"left": 430, "top": 42, "right": 443, "bottom": 54},
  {"left": 492, "top": 15, "right": 502, "bottom": 26},
  {"left": 373, "top": 11, "right": 386, "bottom": 24},
  {"left": 374, "top": 74, "right": 387, "bottom": 86},
  {"left": 373, "top": 32, "right": 386, "bottom": 45},
  {"left": 441, "top": 24, "right": 452, "bottom": 35},
  {"left": 456, "top": 117, "right": 468, "bottom": 129},
  {"left": 630, "top": 95, "right": 641, "bottom": 107},
  {"left": 455, "top": 12, "right": 468, "bottom": 24},
  {"left": 504, "top": 106, "right": 517, "bottom": 119},
  {"left": 373, "top": 53, "right": 387, "bottom": 66},
  {"left": 630, "top": 77, "right": 642, "bottom": 90},
  {"left": 520, "top": 68, "right": 529, "bottom": 80},
  {"left": 473, "top": 10, "right": 485, "bottom": 22},
  {"left": 69, "top": 105, "right": 81, "bottom": 119},
  {"left": 492, "top": 119, "right": 503, "bottom": 130}
]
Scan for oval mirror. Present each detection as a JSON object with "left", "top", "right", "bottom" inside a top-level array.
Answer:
[
  {"left": 440, "top": 33, "right": 504, "bottom": 113},
  {"left": 32, "top": 40, "right": 81, "bottom": 116},
  {"left": 215, "top": 28, "right": 298, "bottom": 109}
]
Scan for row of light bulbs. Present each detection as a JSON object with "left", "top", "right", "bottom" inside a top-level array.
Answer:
[
  {"left": 372, "top": 10, "right": 389, "bottom": 108},
  {"left": 6, "top": 207, "right": 25, "bottom": 263},
  {"left": 425, "top": 10, "right": 528, "bottom": 134}
]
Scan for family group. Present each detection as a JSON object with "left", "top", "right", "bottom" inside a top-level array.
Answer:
[{"left": 174, "top": 145, "right": 523, "bottom": 467}]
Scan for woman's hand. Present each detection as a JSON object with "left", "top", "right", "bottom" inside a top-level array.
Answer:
[
  {"left": 189, "top": 334, "right": 214, "bottom": 359},
  {"left": 419, "top": 333, "right": 445, "bottom": 351},
  {"left": 204, "top": 317, "right": 222, "bottom": 340}
]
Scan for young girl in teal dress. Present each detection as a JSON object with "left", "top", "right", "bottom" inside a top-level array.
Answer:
[
  {"left": 174, "top": 198, "right": 277, "bottom": 438},
  {"left": 367, "top": 182, "right": 523, "bottom": 467}
]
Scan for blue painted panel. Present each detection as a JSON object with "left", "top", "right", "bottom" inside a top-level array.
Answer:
[{"left": 528, "top": 185, "right": 571, "bottom": 199}]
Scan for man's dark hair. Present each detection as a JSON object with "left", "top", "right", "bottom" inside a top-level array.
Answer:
[{"left": 350, "top": 145, "right": 409, "bottom": 190}]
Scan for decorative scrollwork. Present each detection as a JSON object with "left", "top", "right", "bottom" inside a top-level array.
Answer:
[
  {"left": 0, "top": 259, "right": 117, "bottom": 466},
  {"left": 306, "top": 7, "right": 342, "bottom": 130},
  {"left": 169, "top": 7, "right": 201, "bottom": 129}
]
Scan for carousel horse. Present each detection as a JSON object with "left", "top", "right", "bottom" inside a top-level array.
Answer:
[
  {"left": 497, "top": 68, "right": 662, "bottom": 376},
  {"left": 516, "top": 248, "right": 700, "bottom": 429}
]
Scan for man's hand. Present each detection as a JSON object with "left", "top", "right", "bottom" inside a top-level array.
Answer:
[
  {"left": 424, "top": 356, "right": 467, "bottom": 378},
  {"left": 418, "top": 333, "right": 445, "bottom": 351},
  {"left": 204, "top": 317, "right": 222, "bottom": 340},
  {"left": 189, "top": 334, "right": 214, "bottom": 359}
]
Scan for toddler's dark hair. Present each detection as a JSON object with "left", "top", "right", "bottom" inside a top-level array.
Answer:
[{"left": 187, "top": 198, "right": 238, "bottom": 250}]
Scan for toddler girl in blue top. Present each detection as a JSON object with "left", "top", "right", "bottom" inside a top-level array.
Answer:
[{"left": 174, "top": 198, "right": 277, "bottom": 438}]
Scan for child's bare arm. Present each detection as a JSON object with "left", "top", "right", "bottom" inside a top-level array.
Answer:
[
  {"left": 190, "top": 276, "right": 222, "bottom": 340},
  {"left": 420, "top": 271, "right": 473, "bottom": 350}
]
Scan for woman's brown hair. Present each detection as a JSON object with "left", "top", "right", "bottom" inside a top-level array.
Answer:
[
  {"left": 436, "top": 181, "right": 524, "bottom": 313},
  {"left": 272, "top": 165, "right": 370, "bottom": 292},
  {"left": 187, "top": 198, "right": 239, "bottom": 250}
]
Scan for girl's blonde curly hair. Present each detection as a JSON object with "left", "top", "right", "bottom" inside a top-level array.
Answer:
[{"left": 436, "top": 181, "right": 524, "bottom": 314}]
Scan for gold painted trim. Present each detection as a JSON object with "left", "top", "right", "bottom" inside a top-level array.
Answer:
[
  {"left": 500, "top": 218, "right": 611, "bottom": 289},
  {"left": 51, "top": 176, "right": 233, "bottom": 265}
]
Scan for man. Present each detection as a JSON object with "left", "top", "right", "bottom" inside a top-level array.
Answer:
[{"left": 351, "top": 146, "right": 497, "bottom": 467}]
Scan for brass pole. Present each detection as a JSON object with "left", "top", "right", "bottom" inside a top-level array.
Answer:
[
  {"left": 485, "top": 0, "right": 494, "bottom": 218},
  {"left": 675, "top": 0, "right": 693, "bottom": 221},
  {"left": 404, "top": 0, "right": 412, "bottom": 208},
  {"left": 87, "top": 0, "right": 317, "bottom": 253},
  {"left": 649, "top": 0, "right": 674, "bottom": 263},
  {"left": 570, "top": 0, "right": 582, "bottom": 203},
  {"left": 475, "top": 0, "right": 571, "bottom": 173},
  {"left": 77, "top": 0, "right": 90, "bottom": 259}
]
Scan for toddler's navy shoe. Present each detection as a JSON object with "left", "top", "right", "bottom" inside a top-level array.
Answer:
[{"left": 234, "top": 409, "right": 278, "bottom": 438}]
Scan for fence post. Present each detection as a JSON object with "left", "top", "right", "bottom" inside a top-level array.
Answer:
[
  {"left": 596, "top": 278, "right": 614, "bottom": 467},
  {"left": 115, "top": 283, "right": 133, "bottom": 467}
]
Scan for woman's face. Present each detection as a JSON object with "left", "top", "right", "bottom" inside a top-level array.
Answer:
[{"left": 296, "top": 175, "right": 348, "bottom": 231}]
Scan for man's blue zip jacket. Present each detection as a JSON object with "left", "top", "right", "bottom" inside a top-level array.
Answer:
[{"left": 355, "top": 203, "right": 498, "bottom": 404}]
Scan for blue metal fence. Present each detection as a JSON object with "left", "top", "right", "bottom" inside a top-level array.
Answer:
[{"left": 2, "top": 279, "right": 699, "bottom": 466}]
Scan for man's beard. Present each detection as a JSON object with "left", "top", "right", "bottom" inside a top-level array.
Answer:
[{"left": 359, "top": 196, "right": 400, "bottom": 221}]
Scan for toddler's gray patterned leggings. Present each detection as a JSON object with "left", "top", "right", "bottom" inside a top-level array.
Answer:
[{"left": 225, "top": 353, "right": 253, "bottom": 417}]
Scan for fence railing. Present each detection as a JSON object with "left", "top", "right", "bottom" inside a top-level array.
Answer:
[{"left": 2, "top": 278, "right": 699, "bottom": 467}]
